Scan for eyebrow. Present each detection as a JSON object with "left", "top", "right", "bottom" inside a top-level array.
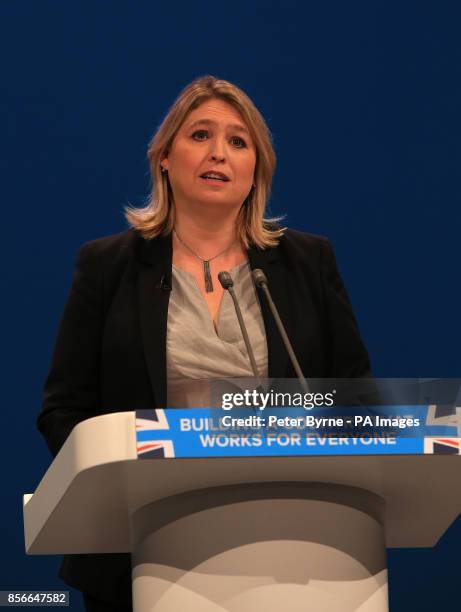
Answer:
[{"left": 186, "top": 118, "right": 250, "bottom": 135}]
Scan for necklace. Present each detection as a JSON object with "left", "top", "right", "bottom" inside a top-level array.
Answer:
[{"left": 173, "top": 229, "right": 236, "bottom": 292}]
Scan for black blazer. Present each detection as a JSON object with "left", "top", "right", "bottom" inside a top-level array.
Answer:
[{"left": 37, "top": 227, "right": 371, "bottom": 603}]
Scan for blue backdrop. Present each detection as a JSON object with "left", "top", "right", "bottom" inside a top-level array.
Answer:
[{"left": 2, "top": 1, "right": 460, "bottom": 610}]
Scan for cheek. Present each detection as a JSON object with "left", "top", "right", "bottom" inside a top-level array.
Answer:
[
  {"left": 239, "top": 158, "right": 256, "bottom": 184},
  {"left": 169, "top": 156, "right": 197, "bottom": 188},
  {"left": 169, "top": 142, "right": 198, "bottom": 172}
]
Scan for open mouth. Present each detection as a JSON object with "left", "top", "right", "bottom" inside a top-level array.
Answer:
[{"left": 200, "top": 172, "right": 230, "bottom": 182}]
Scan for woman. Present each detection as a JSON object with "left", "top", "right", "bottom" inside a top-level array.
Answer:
[{"left": 38, "top": 75, "right": 371, "bottom": 611}]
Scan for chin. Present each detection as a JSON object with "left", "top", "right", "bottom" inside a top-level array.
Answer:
[{"left": 195, "top": 193, "right": 240, "bottom": 208}]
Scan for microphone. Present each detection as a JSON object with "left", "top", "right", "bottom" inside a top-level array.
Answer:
[
  {"left": 252, "top": 269, "right": 309, "bottom": 394},
  {"left": 218, "top": 271, "right": 260, "bottom": 382}
]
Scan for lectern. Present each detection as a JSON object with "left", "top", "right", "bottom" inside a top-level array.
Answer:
[{"left": 24, "top": 406, "right": 461, "bottom": 612}]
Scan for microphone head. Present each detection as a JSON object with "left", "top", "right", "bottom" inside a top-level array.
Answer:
[
  {"left": 218, "top": 271, "right": 234, "bottom": 289},
  {"left": 252, "top": 268, "right": 268, "bottom": 288}
]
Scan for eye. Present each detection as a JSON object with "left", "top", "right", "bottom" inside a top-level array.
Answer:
[
  {"left": 191, "top": 129, "right": 208, "bottom": 141},
  {"left": 230, "top": 136, "right": 247, "bottom": 148}
]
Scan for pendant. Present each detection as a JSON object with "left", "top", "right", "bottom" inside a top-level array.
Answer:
[{"left": 203, "top": 260, "right": 213, "bottom": 292}]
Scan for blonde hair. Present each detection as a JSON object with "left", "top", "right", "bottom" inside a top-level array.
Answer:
[{"left": 125, "top": 75, "right": 284, "bottom": 248}]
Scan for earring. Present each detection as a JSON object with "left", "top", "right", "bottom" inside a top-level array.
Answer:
[{"left": 161, "top": 166, "right": 167, "bottom": 173}]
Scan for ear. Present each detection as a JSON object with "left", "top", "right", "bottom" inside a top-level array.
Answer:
[{"left": 160, "top": 158, "right": 169, "bottom": 171}]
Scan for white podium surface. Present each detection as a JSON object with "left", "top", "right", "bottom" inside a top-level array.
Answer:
[
  {"left": 24, "top": 412, "right": 461, "bottom": 612},
  {"left": 24, "top": 411, "right": 460, "bottom": 554}
]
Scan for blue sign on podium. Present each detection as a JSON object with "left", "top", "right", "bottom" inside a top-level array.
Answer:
[{"left": 135, "top": 406, "right": 460, "bottom": 459}]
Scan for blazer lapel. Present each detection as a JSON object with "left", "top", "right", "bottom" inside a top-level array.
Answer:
[
  {"left": 136, "top": 233, "right": 172, "bottom": 408},
  {"left": 136, "top": 232, "right": 295, "bottom": 406},
  {"left": 248, "top": 243, "right": 292, "bottom": 378}
]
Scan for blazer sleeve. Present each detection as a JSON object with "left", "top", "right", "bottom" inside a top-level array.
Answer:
[
  {"left": 37, "top": 243, "right": 104, "bottom": 456},
  {"left": 320, "top": 237, "right": 372, "bottom": 378}
]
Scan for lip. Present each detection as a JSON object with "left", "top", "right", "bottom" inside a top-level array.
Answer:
[{"left": 199, "top": 169, "right": 230, "bottom": 181}]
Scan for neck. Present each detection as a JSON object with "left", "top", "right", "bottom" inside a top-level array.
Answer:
[{"left": 173, "top": 205, "right": 242, "bottom": 258}]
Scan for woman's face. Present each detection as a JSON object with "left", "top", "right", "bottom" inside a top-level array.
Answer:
[{"left": 162, "top": 98, "right": 256, "bottom": 214}]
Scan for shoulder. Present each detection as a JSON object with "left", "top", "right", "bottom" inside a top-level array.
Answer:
[
  {"left": 280, "top": 227, "right": 328, "bottom": 247},
  {"left": 70, "top": 229, "right": 149, "bottom": 309},
  {"left": 73, "top": 229, "right": 145, "bottom": 296},
  {"left": 277, "top": 227, "right": 332, "bottom": 265},
  {"left": 78, "top": 228, "right": 139, "bottom": 259},
  {"left": 75, "top": 228, "right": 147, "bottom": 274}
]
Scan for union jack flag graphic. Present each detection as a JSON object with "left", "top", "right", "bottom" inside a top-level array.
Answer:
[
  {"left": 424, "top": 405, "right": 460, "bottom": 455},
  {"left": 424, "top": 438, "right": 459, "bottom": 455},
  {"left": 425, "top": 404, "right": 459, "bottom": 427},
  {"left": 136, "top": 409, "right": 175, "bottom": 458}
]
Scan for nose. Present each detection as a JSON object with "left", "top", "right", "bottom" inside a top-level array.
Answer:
[{"left": 209, "top": 136, "right": 226, "bottom": 162}]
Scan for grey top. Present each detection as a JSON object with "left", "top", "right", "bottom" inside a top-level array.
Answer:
[{"left": 166, "top": 261, "right": 268, "bottom": 408}]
